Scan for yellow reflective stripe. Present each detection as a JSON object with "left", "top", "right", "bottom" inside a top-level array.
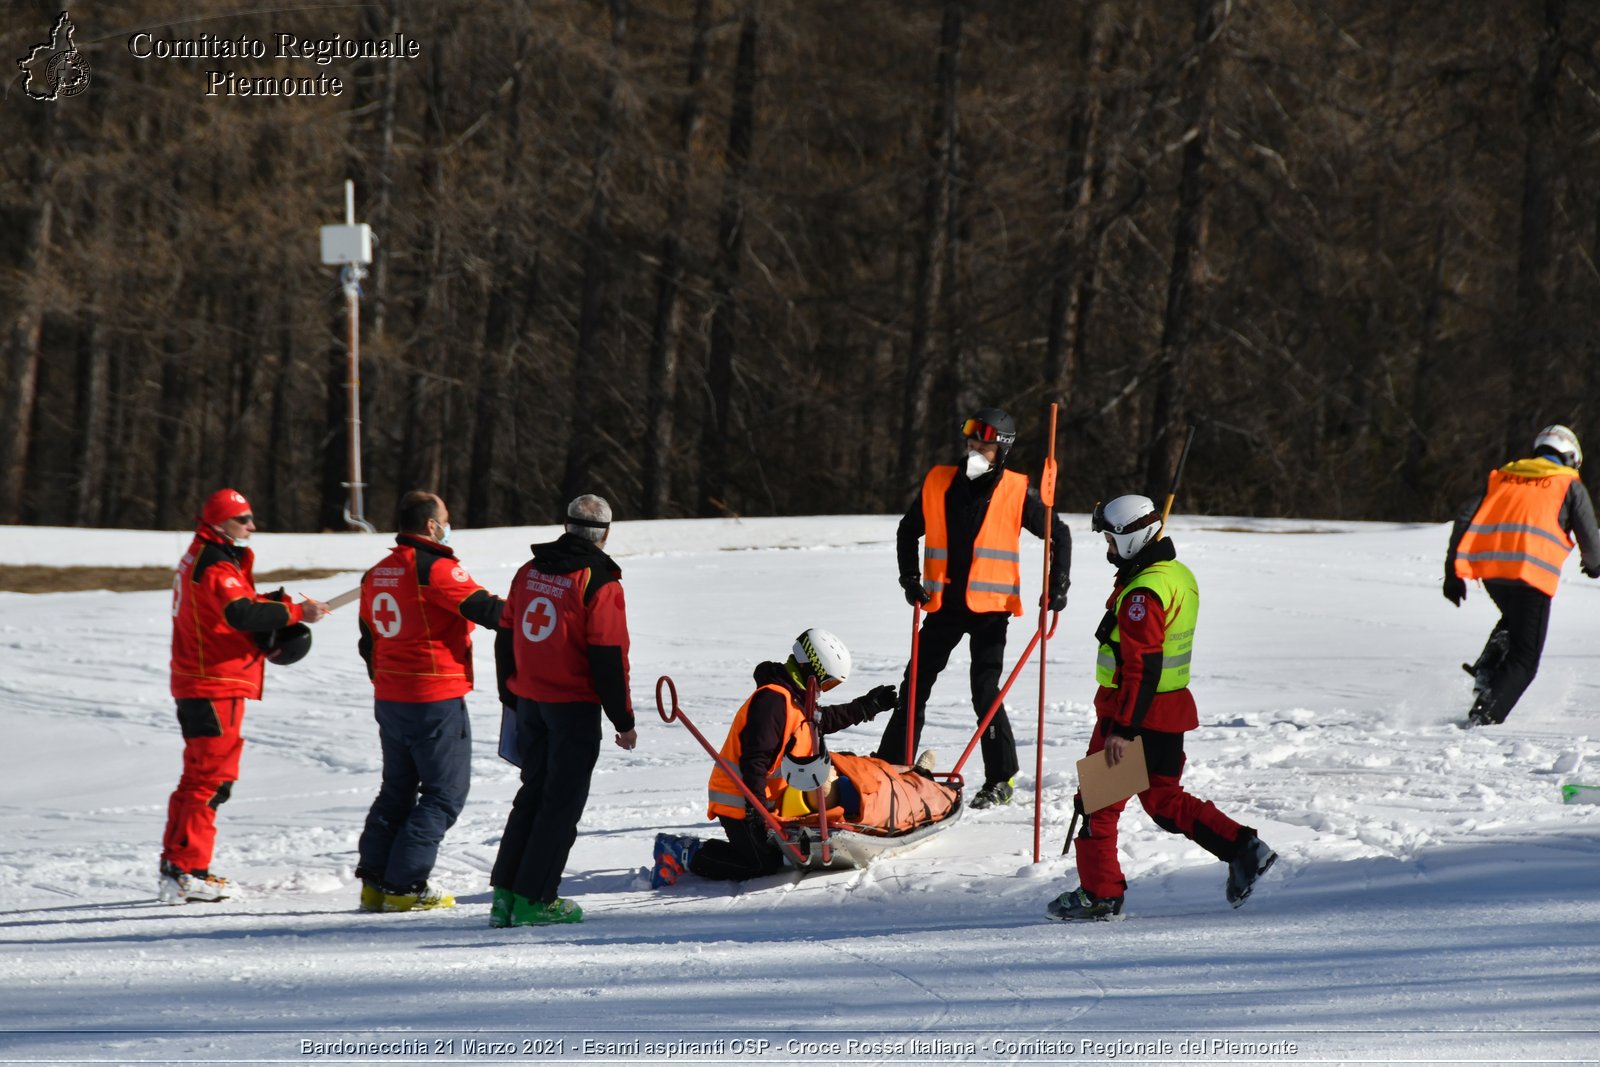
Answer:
[
  {"left": 1457, "top": 550, "right": 1563, "bottom": 577},
  {"left": 1465, "top": 522, "right": 1570, "bottom": 550}
]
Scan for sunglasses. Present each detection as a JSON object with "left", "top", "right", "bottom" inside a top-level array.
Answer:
[{"left": 226, "top": 514, "right": 255, "bottom": 525}]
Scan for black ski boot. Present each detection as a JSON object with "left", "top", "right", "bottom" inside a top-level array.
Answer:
[
  {"left": 1045, "top": 887, "right": 1124, "bottom": 922},
  {"left": 1226, "top": 832, "right": 1278, "bottom": 908}
]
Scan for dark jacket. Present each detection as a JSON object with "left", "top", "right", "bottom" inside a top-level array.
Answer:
[{"left": 898, "top": 464, "right": 1071, "bottom": 609}]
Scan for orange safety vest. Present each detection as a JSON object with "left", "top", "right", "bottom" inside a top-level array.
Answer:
[
  {"left": 921, "top": 466, "right": 1028, "bottom": 615},
  {"left": 706, "top": 684, "right": 817, "bottom": 820},
  {"left": 1454, "top": 458, "right": 1578, "bottom": 596}
]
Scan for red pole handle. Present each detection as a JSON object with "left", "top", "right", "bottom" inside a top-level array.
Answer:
[{"left": 654, "top": 675, "right": 809, "bottom": 867}]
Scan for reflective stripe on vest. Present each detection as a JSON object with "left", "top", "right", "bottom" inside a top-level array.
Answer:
[
  {"left": 920, "top": 466, "right": 1029, "bottom": 615},
  {"left": 1453, "top": 460, "right": 1576, "bottom": 597},
  {"left": 705, "top": 683, "right": 813, "bottom": 820},
  {"left": 1094, "top": 560, "right": 1199, "bottom": 692}
]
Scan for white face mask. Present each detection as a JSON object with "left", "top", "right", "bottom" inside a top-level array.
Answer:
[
  {"left": 964, "top": 450, "right": 992, "bottom": 480},
  {"left": 435, "top": 521, "right": 452, "bottom": 545}
]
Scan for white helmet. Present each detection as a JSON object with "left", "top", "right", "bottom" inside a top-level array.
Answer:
[
  {"left": 1093, "top": 495, "right": 1161, "bottom": 560},
  {"left": 792, "top": 627, "right": 851, "bottom": 690},
  {"left": 781, "top": 750, "right": 834, "bottom": 791},
  {"left": 1533, "top": 424, "right": 1582, "bottom": 469}
]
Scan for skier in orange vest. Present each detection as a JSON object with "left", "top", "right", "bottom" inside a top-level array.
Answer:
[
  {"left": 1446, "top": 424, "right": 1600, "bottom": 726},
  {"left": 874, "top": 408, "right": 1070, "bottom": 808}
]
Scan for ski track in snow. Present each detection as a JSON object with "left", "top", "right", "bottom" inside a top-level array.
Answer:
[{"left": 2, "top": 516, "right": 1599, "bottom": 1064}]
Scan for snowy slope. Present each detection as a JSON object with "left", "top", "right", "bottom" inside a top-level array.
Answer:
[{"left": 2, "top": 516, "right": 1598, "bottom": 1066}]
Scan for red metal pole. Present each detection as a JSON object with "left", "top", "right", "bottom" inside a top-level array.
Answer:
[
  {"left": 804, "top": 676, "right": 832, "bottom": 866},
  {"left": 655, "top": 675, "right": 808, "bottom": 867},
  {"left": 905, "top": 604, "right": 921, "bottom": 764},
  {"left": 1033, "top": 402, "right": 1059, "bottom": 863}
]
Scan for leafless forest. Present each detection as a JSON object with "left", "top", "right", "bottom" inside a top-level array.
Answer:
[{"left": 4, "top": 0, "right": 1599, "bottom": 532}]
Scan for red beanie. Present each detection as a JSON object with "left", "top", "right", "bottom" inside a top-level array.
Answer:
[{"left": 201, "top": 488, "right": 252, "bottom": 526}]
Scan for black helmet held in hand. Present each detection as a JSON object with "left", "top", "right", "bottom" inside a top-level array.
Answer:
[{"left": 255, "top": 622, "right": 313, "bottom": 666}]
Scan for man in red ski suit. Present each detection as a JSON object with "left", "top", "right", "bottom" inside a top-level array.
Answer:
[
  {"left": 1047, "top": 494, "right": 1276, "bottom": 922},
  {"left": 355, "top": 491, "right": 505, "bottom": 912},
  {"left": 489, "top": 494, "right": 637, "bottom": 926},
  {"left": 162, "top": 488, "right": 329, "bottom": 904}
]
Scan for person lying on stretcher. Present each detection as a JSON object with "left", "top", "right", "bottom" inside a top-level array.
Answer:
[{"left": 775, "top": 749, "right": 958, "bottom": 833}]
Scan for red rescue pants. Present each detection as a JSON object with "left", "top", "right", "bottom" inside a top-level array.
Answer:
[
  {"left": 1073, "top": 719, "right": 1246, "bottom": 900},
  {"left": 162, "top": 697, "right": 246, "bottom": 873}
]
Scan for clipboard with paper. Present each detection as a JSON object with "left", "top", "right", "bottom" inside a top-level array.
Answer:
[{"left": 1075, "top": 735, "right": 1150, "bottom": 813}]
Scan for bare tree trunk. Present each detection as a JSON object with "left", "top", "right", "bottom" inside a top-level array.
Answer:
[
  {"left": 468, "top": 31, "right": 534, "bottom": 529},
  {"left": 0, "top": 105, "right": 54, "bottom": 524},
  {"left": 266, "top": 291, "right": 297, "bottom": 531},
  {"left": 1044, "top": 2, "right": 1109, "bottom": 420},
  {"left": 1143, "top": 0, "right": 1225, "bottom": 495},
  {"left": 698, "top": 0, "right": 761, "bottom": 516},
  {"left": 1403, "top": 220, "right": 1449, "bottom": 510},
  {"left": 561, "top": 0, "right": 630, "bottom": 517},
  {"left": 1506, "top": 0, "right": 1566, "bottom": 452},
  {"left": 72, "top": 313, "right": 108, "bottom": 526},
  {"left": 642, "top": 0, "right": 713, "bottom": 519},
  {"left": 894, "top": 0, "right": 963, "bottom": 497}
]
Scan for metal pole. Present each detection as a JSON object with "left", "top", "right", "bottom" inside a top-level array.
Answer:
[
  {"left": 1033, "top": 402, "right": 1059, "bottom": 863},
  {"left": 341, "top": 180, "right": 374, "bottom": 533}
]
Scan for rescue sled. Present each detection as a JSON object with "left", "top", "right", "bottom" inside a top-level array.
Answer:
[
  {"left": 771, "top": 751, "right": 968, "bottom": 871},
  {"left": 775, "top": 788, "right": 965, "bottom": 870}
]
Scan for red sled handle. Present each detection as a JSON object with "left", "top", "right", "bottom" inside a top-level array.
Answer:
[{"left": 655, "top": 675, "right": 808, "bottom": 867}]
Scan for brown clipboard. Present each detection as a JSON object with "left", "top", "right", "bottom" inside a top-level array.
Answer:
[{"left": 1075, "top": 735, "right": 1150, "bottom": 814}]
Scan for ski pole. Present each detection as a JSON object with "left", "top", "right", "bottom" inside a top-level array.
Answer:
[
  {"left": 1158, "top": 422, "right": 1199, "bottom": 535},
  {"left": 654, "top": 675, "right": 808, "bottom": 867},
  {"left": 905, "top": 603, "right": 921, "bottom": 765},
  {"left": 1034, "top": 401, "right": 1060, "bottom": 864},
  {"left": 1060, "top": 795, "right": 1083, "bottom": 857}
]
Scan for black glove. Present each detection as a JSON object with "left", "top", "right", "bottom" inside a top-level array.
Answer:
[
  {"left": 1442, "top": 575, "right": 1466, "bottom": 606},
  {"left": 900, "top": 574, "right": 932, "bottom": 607},
  {"left": 262, "top": 586, "right": 288, "bottom": 603},
  {"left": 865, "top": 684, "right": 898, "bottom": 715},
  {"left": 1041, "top": 586, "right": 1068, "bottom": 612},
  {"left": 1584, "top": 561, "right": 1600, "bottom": 579}
]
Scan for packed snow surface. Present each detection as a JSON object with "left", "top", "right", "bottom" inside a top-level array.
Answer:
[{"left": 2, "top": 515, "right": 1598, "bottom": 1065}]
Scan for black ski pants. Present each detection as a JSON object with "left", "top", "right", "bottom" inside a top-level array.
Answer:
[
  {"left": 1475, "top": 579, "right": 1553, "bottom": 724},
  {"left": 490, "top": 698, "right": 601, "bottom": 904},
  {"left": 688, "top": 815, "right": 785, "bottom": 881},
  {"left": 873, "top": 605, "right": 1018, "bottom": 787}
]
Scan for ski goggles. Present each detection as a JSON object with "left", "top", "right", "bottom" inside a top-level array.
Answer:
[
  {"left": 961, "top": 417, "right": 1014, "bottom": 445},
  {"left": 1091, "top": 502, "right": 1159, "bottom": 535}
]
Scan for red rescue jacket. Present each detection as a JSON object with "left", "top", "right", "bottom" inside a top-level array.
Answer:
[
  {"left": 170, "top": 527, "right": 303, "bottom": 699},
  {"left": 359, "top": 534, "right": 501, "bottom": 703},
  {"left": 500, "top": 534, "right": 634, "bottom": 732}
]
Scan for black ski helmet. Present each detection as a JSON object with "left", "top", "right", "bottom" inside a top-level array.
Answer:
[
  {"left": 256, "top": 623, "right": 313, "bottom": 666},
  {"left": 963, "top": 407, "right": 1017, "bottom": 464}
]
